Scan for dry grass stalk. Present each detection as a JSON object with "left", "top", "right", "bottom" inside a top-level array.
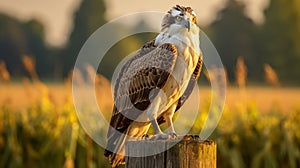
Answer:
[
  {"left": 95, "top": 74, "right": 113, "bottom": 120},
  {"left": 223, "top": 67, "right": 229, "bottom": 86},
  {"left": 22, "top": 55, "right": 39, "bottom": 81},
  {"left": 203, "top": 66, "right": 227, "bottom": 101},
  {"left": 85, "top": 64, "right": 97, "bottom": 85},
  {"left": 204, "top": 66, "right": 228, "bottom": 85},
  {"left": 0, "top": 60, "right": 10, "bottom": 82},
  {"left": 64, "top": 123, "right": 79, "bottom": 168},
  {"left": 65, "top": 70, "right": 73, "bottom": 87},
  {"left": 21, "top": 55, "right": 51, "bottom": 105},
  {"left": 63, "top": 70, "right": 74, "bottom": 101},
  {"left": 264, "top": 64, "right": 280, "bottom": 87},
  {"left": 95, "top": 74, "right": 111, "bottom": 88},
  {"left": 22, "top": 77, "right": 36, "bottom": 102},
  {"left": 35, "top": 81, "right": 50, "bottom": 98},
  {"left": 85, "top": 64, "right": 113, "bottom": 114},
  {"left": 235, "top": 57, "right": 247, "bottom": 87},
  {"left": 72, "top": 68, "right": 85, "bottom": 85},
  {"left": 203, "top": 68, "right": 213, "bottom": 83},
  {"left": 204, "top": 65, "right": 218, "bottom": 83}
]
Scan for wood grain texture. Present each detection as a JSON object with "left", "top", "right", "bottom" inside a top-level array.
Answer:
[{"left": 125, "top": 136, "right": 216, "bottom": 168}]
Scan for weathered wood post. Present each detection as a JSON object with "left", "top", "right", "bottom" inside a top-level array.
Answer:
[{"left": 125, "top": 136, "right": 216, "bottom": 168}]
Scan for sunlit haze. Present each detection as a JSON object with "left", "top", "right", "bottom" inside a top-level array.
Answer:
[{"left": 0, "top": 0, "right": 268, "bottom": 46}]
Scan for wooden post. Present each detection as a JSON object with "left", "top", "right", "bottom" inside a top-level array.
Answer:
[{"left": 125, "top": 136, "right": 216, "bottom": 168}]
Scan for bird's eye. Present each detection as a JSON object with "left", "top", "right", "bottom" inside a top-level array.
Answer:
[{"left": 176, "top": 16, "right": 181, "bottom": 21}]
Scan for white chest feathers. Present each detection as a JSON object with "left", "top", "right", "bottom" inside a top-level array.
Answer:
[
  {"left": 155, "top": 26, "right": 200, "bottom": 57},
  {"left": 154, "top": 27, "right": 201, "bottom": 104},
  {"left": 155, "top": 27, "right": 200, "bottom": 71}
]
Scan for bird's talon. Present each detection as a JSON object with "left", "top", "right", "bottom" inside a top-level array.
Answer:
[
  {"left": 142, "top": 134, "right": 149, "bottom": 140},
  {"left": 150, "top": 133, "right": 169, "bottom": 140},
  {"left": 168, "top": 132, "right": 178, "bottom": 139}
]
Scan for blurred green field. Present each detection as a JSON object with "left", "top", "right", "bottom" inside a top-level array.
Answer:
[{"left": 0, "top": 79, "right": 300, "bottom": 168}]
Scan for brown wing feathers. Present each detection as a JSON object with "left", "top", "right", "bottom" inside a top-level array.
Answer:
[
  {"left": 104, "top": 42, "right": 178, "bottom": 159},
  {"left": 104, "top": 41, "right": 157, "bottom": 157}
]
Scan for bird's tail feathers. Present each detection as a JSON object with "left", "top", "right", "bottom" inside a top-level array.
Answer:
[{"left": 104, "top": 128, "right": 128, "bottom": 166}]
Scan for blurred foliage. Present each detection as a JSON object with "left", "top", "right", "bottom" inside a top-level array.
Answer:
[
  {"left": 61, "top": 0, "right": 107, "bottom": 77},
  {"left": 0, "top": 59, "right": 299, "bottom": 167},
  {"left": 0, "top": 80, "right": 300, "bottom": 167},
  {"left": 0, "top": 84, "right": 111, "bottom": 168},
  {"left": 209, "top": 0, "right": 258, "bottom": 81},
  {"left": 1, "top": 0, "right": 300, "bottom": 83},
  {"left": 258, "top": 0, "right": 300, "bottom": 82},
  {"left": 207, "top": 0, "right": 300, "bottom": 83},
  {"left": 0, "top": 14, "right": 51, "bottom": 78},
  {"left": 188, "top": 101, "right": 300, "bottom": 168},
  {"left": 0, "top": 0, "right": 300, "bottom": 167}
]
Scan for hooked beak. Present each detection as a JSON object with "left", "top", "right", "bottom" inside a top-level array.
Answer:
[{"left": 184, "top": 20, "right": 190, "bottom": 32}]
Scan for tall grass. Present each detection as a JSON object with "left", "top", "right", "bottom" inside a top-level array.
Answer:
[
  {"left": 264, "top": 64, "right": 280, "bottom": 87},
  {"left": 235, "top": 56, "right": 247, "bottom": 88},
  {"left": 0, "top": 60, "right": 10, "bottom": 82},
  {"left": 0, "top": 58, "right": 299, "bottom": 168},
  {"left": 21, "top": 55, "right": 39, "bottom": 81},
  {"left": 0, "top": 59, "right": 112, "bottom": 168}
]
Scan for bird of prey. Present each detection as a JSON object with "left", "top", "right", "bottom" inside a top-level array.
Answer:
[{"left": 104, "top": 5, "right": 203, "bottom": 167}]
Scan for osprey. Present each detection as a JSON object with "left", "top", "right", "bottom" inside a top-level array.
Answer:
[{"left": 104, "top": 5, "right": 203, "bottom": 167}]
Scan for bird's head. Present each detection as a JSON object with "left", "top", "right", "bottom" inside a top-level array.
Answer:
[{"left": 161, "top": 5, "right": 199, "bottom": 33}]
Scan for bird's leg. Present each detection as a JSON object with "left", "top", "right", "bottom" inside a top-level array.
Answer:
[
  {"left": 147, "top": 95, "right": 168, "bottom": 140},
  {"left": 164, "top": 104, "right": 177, "bottom": 138},
  {"left": 147, "top": 96, "right": 163, "bottom": 134}
]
